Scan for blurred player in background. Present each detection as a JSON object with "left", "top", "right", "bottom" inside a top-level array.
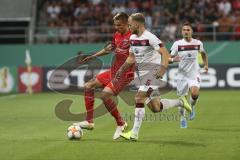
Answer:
[
  {"left": 73, "top": 12, "right": 134, "bottom": 139},
  {"left": 0, "top": 67, "right": 8, "bottom": 89},
  {"left": 115, "top": 13, "right": 192, "bottom": 141},
  {"left": 169, "top": 22, "right": 208, "bottom": 128}
]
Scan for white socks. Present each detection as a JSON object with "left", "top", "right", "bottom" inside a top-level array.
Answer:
[
  {"left": 132, "top": 108, "right": 145, "bottom": 135},
  {"left": 160, "top": 99, "right": 182, "bottom": 111}
]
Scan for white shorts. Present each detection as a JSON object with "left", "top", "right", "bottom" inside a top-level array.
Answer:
[
  {"left": 175, "top": 74, "right": 201, "bottom": 96},
  {"left": 139, "top": 84, "right": 159, "bottom": 92},
  {"left": 137, "top": 69, "right": 165, "bottom": 92},
  {"left": 132, "top": 63, "right": 167, "bottom": 93}
]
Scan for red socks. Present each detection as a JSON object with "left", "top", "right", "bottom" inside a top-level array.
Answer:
[
  {"left": 85, "top": 88, "right": 124, "bottom": 126},
  {"left": 103, "top": 98, "right": 125, "bottom": 126},
  {"left": 84, "top": 88, "right": 94, "bottom": 123}
]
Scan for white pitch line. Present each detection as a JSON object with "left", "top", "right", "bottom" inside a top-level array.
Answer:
[{"left": 0, "top": 94, "right": 27, "bottom": 100}]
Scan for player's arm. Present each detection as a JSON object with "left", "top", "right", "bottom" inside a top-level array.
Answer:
[
  {"left": 201, "top": 51, "right": 208, "bottom": 73},
  {"left": 115, "top": 52, "right": 135, "bottom": 80},
  {"left": 156, "top": 47, "right": 170, "bottom": 79},
  {"left": 92, "top": 42, "right": 115, "bottom": 57},
  {"left": 199, "top": 41, "right": 208, "bottom": 73},
  {"left": 80, "top": 42, "right": 114, "bottom": 63},
  {"left": 168, "top": 43, "right": 181, "bottom": 64},
  {"left": 169, "top": 55, "right": 181, "bottom": 64},
  {"left": 168, "top": 53, "right": 175, "bottom": 64}
]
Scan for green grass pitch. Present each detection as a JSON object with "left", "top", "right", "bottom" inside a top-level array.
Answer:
[{"left": 0, "top": 90, "right": 239, "bottom": 160}]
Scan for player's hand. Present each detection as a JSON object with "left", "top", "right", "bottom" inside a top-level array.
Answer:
[
  {"left": 154, "top": 69, "right": 163, "bottom": 79},
  {"left": 172, "top": 56, "right": 182, "bottom": 62},
  {"left": 203, "top": 65, "right": 208, "bottom": 74},
  {"left": 154, "top": 72, "right": 163, "bottom": 79},
  {"left": 80, "top": 55, "right": 95, "bottom": 64},
  {"left": 114, "top": 69, "right": 123, "bottom": 82},
  {"left": 154, "top": 66, "right": 167, "bottom": 79},
  {"left": 104, "top": 44, "right": 114, "bottom": 52}
]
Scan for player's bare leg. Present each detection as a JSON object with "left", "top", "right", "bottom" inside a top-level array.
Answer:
[
  {"left": 147, "top": 97, "right": 162, "bottom": 113},
  {"left": 147, "top": 97, "right": 191, "bottom": 112},
  {"left": 189, "top": 86, "right": 200, "bottom": 120},
  {"left": 146, "top": 92, "right": 192, "bottom": 129},
  {"left": 121, "top": 89, "right": 192, "bottom": 140},
  {"left": 145, "top": 89, "right": 192, "bottom": 129},
  {"left": 73, "top": 78, "right": 103, "bottom": 130},
  {"left": 101, "top": 87, "right": 127, "bottom": 139},
  {"left": 145, "top": 88, "right": 192, "bottom": 113}
]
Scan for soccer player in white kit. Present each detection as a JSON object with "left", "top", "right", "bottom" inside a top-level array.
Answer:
[
  {"left": 114, "top": 13, "right": 192, "bottom": 140},
  {"left": 170, "top": 22, "right": 208, "bottom": 128}
]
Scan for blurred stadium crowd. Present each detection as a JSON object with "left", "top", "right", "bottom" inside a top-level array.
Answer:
[{"left": 36, "top": 0, "right": 240, "bottom": 43}]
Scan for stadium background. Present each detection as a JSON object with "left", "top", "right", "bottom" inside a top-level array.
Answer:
[{"left": 0, "top": 0, "right": 240, "bottom": 160}]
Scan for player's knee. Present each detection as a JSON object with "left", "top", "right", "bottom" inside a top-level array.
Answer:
[
  {"left": 152, "top": 103, "right": 163, "bottom": 113},
  {"left": 135, "top": 96, "right": 144, "bottom": 104},
  {"left": 100, "top": 93, "right": 109, "bottom": 101},
  {"left": 191, "top": 94, "right": 199, "bottom": 100},
  {"left": 146, "top": 97, "right": 162, "bottom": 113},
  {"left": 84, "top": 82, "right": 94, "bottom": 89}
]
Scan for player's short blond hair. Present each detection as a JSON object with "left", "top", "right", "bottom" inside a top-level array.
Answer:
[
  {"left": 129, "top": 13, "right": 145, "bottom": 24},
  {"left": 113, "top": 12, "right": 129, "bottom": 22}
]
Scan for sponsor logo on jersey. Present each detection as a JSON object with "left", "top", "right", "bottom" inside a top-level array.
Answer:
[
  {"left": 178, "top": 45, "right": 200, "bottom": 51},
  {"left": 131, "top": 39, "right": 150, "bottom": 46}
]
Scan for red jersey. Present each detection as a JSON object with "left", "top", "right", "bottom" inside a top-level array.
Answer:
[{"left": 110, "top": 31, "right": 133, "bottom": 75}]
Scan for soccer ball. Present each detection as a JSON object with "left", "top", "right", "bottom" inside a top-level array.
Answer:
[{"left": 67, "top": 125, "right": 83, "bottom": 140}]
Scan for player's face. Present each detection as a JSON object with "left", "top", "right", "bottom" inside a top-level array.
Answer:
[
  {"left": 182, "top": 25, "right": 193, "bottom": 39},
  {"left": 128, "top": 17, "right": 139, "bottom": 34},
  {"left": 114, "top": 19, "right": 128, "bottom": 34}
]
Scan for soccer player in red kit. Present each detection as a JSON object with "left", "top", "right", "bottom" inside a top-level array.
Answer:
[{"left": 73, "top": 12, "right": 134, "bottom": 139}]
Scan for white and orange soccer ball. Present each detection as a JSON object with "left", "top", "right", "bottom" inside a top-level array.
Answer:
[{"left": 67, "top": 125, "right": 83, "bottom": 140}]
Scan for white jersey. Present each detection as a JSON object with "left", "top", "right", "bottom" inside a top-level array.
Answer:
[
  {"left": 170, "top": 38, "right": 205, "bottom": 77},
  {"left": 129, "top": 30, "right": 163, "bottom": 72}
]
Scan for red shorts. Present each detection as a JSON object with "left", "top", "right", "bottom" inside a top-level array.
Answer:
[{"left": 96, "top": 70, "right": 134, "bottom": 95}]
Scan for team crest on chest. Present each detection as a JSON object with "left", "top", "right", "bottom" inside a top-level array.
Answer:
[
  {"left": 134, "top": 48, "right": 139, "bottom": 54},
  {"left": 122, "top": 39, "right": 129, "bottom": 45}
]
